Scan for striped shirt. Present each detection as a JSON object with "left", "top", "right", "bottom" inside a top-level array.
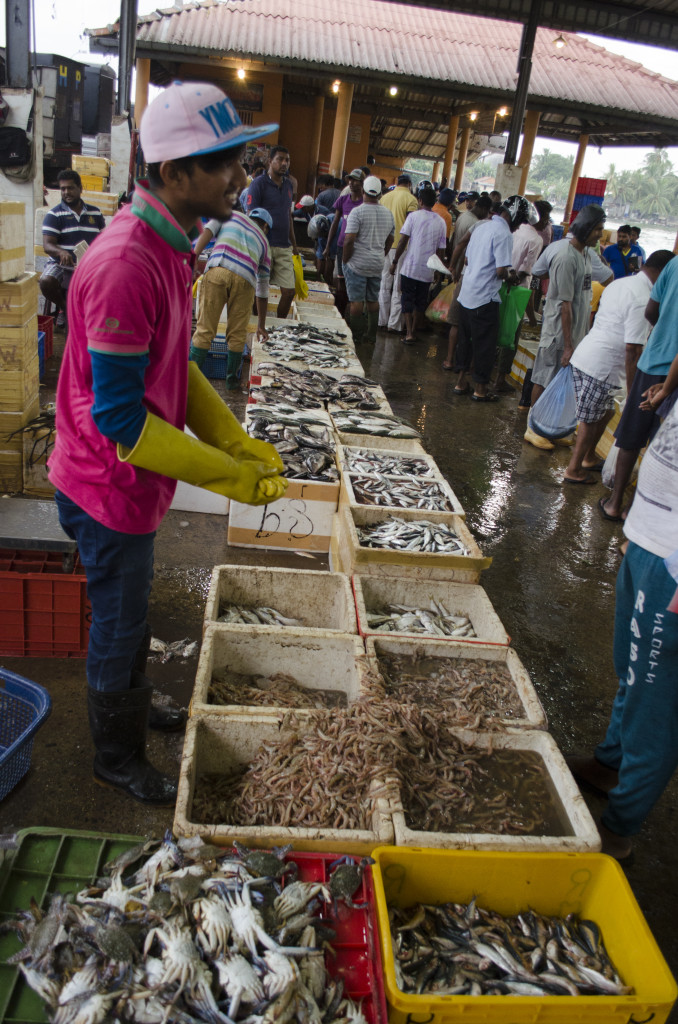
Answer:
[
  {"left": 42, "top": 200, "right": 106, "bottom": 259},
  {"left": 204, "top": 212, "right": 271, "bottom": 298}
]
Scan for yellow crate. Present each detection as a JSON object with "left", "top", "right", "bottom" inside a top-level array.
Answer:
[
  {"left": 373, "top": 846, "right": 677, "bottom": 1024},
  {"left": 72, "top": 154, "right": 110, "bottom": 178},
  {"left": 0, "top": 399, "right": 40, "bottom": 453},
  {"left": 0, "top": 316, "right": 38, "bottom": 371},
  {"left": 0, "top": 449, "right": 23, "bottom": 492},
  {"left": 595, "top": 397, "right": 623, "bottom": 461},
  {"left": 0, "top": 354, "right": 39, "bottom": 412},
  {"left": 79, "top": 173, "right": 106, "bottom": 192},
  {"left": 0, "top": 272, "right": 38, "bottom": 326},
  {"left": 0, "top": 201, "right": 26, "bottom": 283},
  {"left": 81, "top": 190, "right": 118, "bottom": 216},
  {"left": 23, "top": 424, "right": 56, "bottom": 497}
]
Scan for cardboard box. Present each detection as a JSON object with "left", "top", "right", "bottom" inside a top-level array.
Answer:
[
  {"left": 0, "top": 202, "right": 26, "bottom": 283},
  {"left": 72, "top": 154, "right": 110, "bottom": 178},
  {"left": 0, "top": 354, "right": 39, "bottom": 412},
  {"left": 0, "top": 450, "right": 23, "bottom": 492},
  {"left": 22, "top": 424, "right": 55, "bottom": 497},
  {"left": 0, "top": 399, "right": 39, "bottom": 454},
  {"left": 0, "top": 272, "right": 38, "bottom": 326},
  {"left": 0, "top": 316, "right": 39, "bottom": 371}
]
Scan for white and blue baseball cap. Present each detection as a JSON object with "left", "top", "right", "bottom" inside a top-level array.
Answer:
[
  {"left": 140, "top": 80, "right": 278, "bottom": 163},
  {"left": 249, "top": 207, "right": 273, "bottom": 230}
]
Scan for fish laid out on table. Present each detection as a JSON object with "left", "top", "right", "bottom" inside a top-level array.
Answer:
[
  {"left": 352, "top": 476, "right": 453, "bottom": 511},
  {"left": 344, "top": 448, "right": 433, "bottom": 477},
  {"left": 356, "top": 516, "right": 470, "bottom": 554},
  {"left": 331, "top": 409, "right": 420, "bottom": 438}
]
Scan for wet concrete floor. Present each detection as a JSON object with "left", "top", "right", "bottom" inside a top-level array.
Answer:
[{"left": 1, "top": 320, "right": 676, "bottom": 1006}]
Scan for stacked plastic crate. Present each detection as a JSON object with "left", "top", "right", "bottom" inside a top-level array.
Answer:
[
  {"left": 0, "top": 203, "right": 40, "bottom": 495},
  {"left": 570, "top": 175, "right": 607, "bottom": 221}
]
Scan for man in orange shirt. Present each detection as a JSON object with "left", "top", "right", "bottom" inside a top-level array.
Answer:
[{"left": 432, "top": 188, "right": 456, "bottom": 253}]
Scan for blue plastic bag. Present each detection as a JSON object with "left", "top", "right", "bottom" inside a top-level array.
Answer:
[{"left": 529, "top": 365, "right": 578, "bottom": 440}]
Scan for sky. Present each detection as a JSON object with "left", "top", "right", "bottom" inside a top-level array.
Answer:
[{"left": 4, "top": 0, "right": 678, "bottom": 177}]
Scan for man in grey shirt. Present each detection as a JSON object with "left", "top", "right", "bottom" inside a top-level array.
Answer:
[
  {"left": 525, "top": 205, "right": 607, "bottom": 450},
  {"left": 342, "top": 176, "right": 395, "bottom": 343}
]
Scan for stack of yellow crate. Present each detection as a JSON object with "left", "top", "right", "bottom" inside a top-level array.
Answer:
[
  {"left": 0, "top": 204, "right": 40, "bottom": 493},
  {"left": 72, "top": 154, "right": 111, "bottom": 194}
]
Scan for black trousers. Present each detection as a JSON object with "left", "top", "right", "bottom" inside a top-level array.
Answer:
[{"left": 454, "top": 300, "right": 500, "bottom": 385}]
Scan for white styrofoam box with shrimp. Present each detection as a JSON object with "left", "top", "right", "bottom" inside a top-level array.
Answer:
[
  {"left": 174, "top": 713, "right": 396, "bottom": 854},
  {"left": 203, "top": 564, "right": 357, "bottom": 633},
  {"left": 364, "top": 634, "right": 545, "bottom": 730},
  {"left": 191, "top": 626, "right": 368, "bottom": 718}
]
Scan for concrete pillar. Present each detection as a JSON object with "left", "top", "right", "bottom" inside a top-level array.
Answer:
[
  {"left": 306, "top": 94, "right": 325, "bottom": 194},
  {"left": 453, "top": 125, "right": 471, "bottom": 191},
  {"left": 563, "top": 132, "right": 589, "bottom": 228},
  {"left": 518, "top": 109, "right": 541, "bottom": 194},
  {"left": 134, "top": 58, "right": 151, "bottom": 128},
  {"left": 432, "top": 161, "right": 440, "bottom": 183},
  {"left": 329, "top": 83, "right": 354, "bottom": 179},
  {"left": 442, "top": 115, "right": 459, "bottom": 185}
]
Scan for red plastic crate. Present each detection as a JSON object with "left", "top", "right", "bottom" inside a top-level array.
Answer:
[
  {"left": 37, "top": 315, "right": 53, "bottom": 360},
  {"left": 278, "top": 851, "right": 388, "bottom": 1023},
  {"left": 0, "top": 550, "right": 90, "bottom": 658},
  {"left": 577, "top": 176, "right": 607, "bottom": 197}
]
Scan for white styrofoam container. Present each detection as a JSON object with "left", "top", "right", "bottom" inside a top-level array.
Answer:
[
  {"left": 332, "top": 506, "right": 491, "bottom": 583},
  {"left": 228, "top": 475, "right": 339, "bottom": 552},
  {"left": 174, "top": 713, "right": 396, "bottom": 853},
  {"left": 204, "top": 564, "right": 357, "bottom": 632},
  {"left": 354, "top": 577, "right": 509, "bottom": 646},
  {"left": 191, "top": 627, "right": 368, "bottom": 717},
  {"left": 337, "top": 443, "right": 437, "bottom": 479},
  {"left": 327, "top": 385, "right": 393, "bottom": 415},
  {"left": 341, "top": 464, "right": 464, "bottom": 518},
  {"left": 170, "top": 479, "right": 229, "bottom": 515},
  {"left": 391, "top": 728, "right": 601, "bottom": 852},
  {"left": 364, "top": 634, "right": 546, "bottom": 729}
]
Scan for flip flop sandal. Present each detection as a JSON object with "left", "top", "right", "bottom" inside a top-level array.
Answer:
[
  {"left": 452, "top": 385, "right": 470, "bottom": 395},
  {"left": 403, "top": 337, "right": 415, "bottom": 345},
  {"left": 582, "top": 459, "right": 605, "bottom": 473},
  {"left": 598, "top": 496, "right": 624, "bottom": 522},
  {"left": 442, "top": 362, "right": 454, "bottom": 371},
  {"left": 471, "top": 393, "right": 499, "bottom": 402},
  {"left": 563, "top": 474, "right": 597, "bottom": 485}
]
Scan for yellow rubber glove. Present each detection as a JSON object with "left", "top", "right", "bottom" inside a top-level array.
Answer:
[
  {"left": 185, "top": 362, "right": 283, "bottom": 473},
  {"left": 117, "top": 411, "right": 287, "bottom": 505}
]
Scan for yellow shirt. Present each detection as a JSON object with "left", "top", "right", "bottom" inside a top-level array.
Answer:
[{"left": 380, "top": 186, "right": 418, "bottom": 248}]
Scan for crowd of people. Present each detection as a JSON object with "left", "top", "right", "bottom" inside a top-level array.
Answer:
[{"left": 39, "top": 87, "right": 678, "bottom": 859}]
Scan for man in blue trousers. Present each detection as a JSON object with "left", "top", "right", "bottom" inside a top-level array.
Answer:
[{"left": 568, "top": 401, "right": 678, "bottom": 859}]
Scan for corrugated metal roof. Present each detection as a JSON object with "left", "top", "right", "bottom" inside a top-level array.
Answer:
[{"left": 87, "top": 0, "right": 678, "bottom": 150}]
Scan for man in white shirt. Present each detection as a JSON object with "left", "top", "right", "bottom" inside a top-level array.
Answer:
[
  {"left": 563, "top": 250, "right": 675, "bottom": 483},
  {"left": 389, "top": 187, "right": 447, "bottom": 344},
  {"left": 453, "top": 203, "right": 516, "bottom": 401},
  {"left": 567, "top": 399, "right": 678, "bottom": 860}
]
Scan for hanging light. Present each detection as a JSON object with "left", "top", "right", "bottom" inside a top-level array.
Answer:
[
  {"left": 389, "top": 85, "right": 398, "bottom": 97},
  {"left": 553, "top": 34, "right": 567, "bottom": 48},
  {"left": 469, "top": 111, "right": 478, "bottom": 121},
  {"left": 497, "top": 106, "right": 508, "bottom": 117},
  {"left": 236, "top": 67, "right": 246, "bottom": 80},
  {"left": 332, "top": 80, "right": 341, "bottom": 94}
]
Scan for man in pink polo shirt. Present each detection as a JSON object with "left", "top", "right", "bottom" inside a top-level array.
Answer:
[{"left": 48, "top": 82, "right": 286, "bottom": 805}]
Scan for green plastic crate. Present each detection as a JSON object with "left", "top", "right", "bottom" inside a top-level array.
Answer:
[{"left": 0, "top": 827, "right": 142, "bottom": 1022}]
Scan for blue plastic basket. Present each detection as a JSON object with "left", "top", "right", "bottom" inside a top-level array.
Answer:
[
  {"left": 203, "top": 337, "right": 228, "bottom": 379},
  {"left": 0, "top": 669, "right": 52, "bottom": 801},
  {"left": 37, "top": 330, "right": 45, "bottom": 381}
]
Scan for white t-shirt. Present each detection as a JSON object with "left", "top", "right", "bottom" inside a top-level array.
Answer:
[
  {"left": 399, "top": 208, "right": 447, "bottom": 283},
  {"left": 570, "top": 272, "right": 652, "bottom": 387},
  {"left": 512, "top": 223, "right": 543, "bottom": 276},
  {"left": 625, "top": 401, "right": 678, "bottom": 559},
  {"left": 458, "top": 216, "right": 513, "bottom": 309}
]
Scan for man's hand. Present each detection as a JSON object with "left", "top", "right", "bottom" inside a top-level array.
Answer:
[
  {"left": 389, "top": 262, "right": 397, "bottom": 276},
  {"left": 561, "top": 346, "right": 573, "bottom": 367},
  {"left": 256, "top": 325, "right": 269, "bottom": 342},
  {"left": 292, "top": 245, "right": 299, "bottom": 256},
  {"left": 59, "top": 251, "right": 75, "bottom": 267},
  {"left": 639, "top": 383, "right": 666, "bottom": 411}
]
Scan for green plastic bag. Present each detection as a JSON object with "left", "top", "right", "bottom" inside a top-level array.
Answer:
[{"left": 497, "top": 283, "right": 531, "bottom": 349}]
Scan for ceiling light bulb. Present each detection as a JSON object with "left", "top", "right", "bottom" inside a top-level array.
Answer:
[
  {"left": 389, "top": 85, "right": 398, "bottom": 96},
  {"left": 497, "top": 106, "right": 508, "bottom": 117},
  {"left": 237, "top": 67, "right": 246, "bottom": 79},
  {"left": 469, "top": 111, "right": 478, "bottom": 121},
  {"left": 332, "top": 80, "right": 340, "bottom": 94},
  {"left": 554, "top": 34, "right": 566, "bottom": 48}
]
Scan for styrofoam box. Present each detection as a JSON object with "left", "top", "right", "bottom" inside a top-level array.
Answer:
[
  {"left": 391, "top": 728, "right": 600, "bottom": 852},
  {"left": 203, "top": 564, "right": 357, "bottom": 632},
  {"left": 355, "top": 577, "right": 509, "bottom": 646},
  {"left": 327, "top": 386, "right": 393, "bottom": 415},
  {"left": 341, "top": 462, "right": 464, "bottom": 518},
  {"left": 365, "top": 634, "right": 546, "bottom": 729},
  {"left": 174, "top": 713, "right": 396, "bottom": 854},
  {"left": 245, "top": 403, "right": 333, "bottom": 427},
  {"left": 338, "top": 443, "right": 437, "bottom": 480},
  {"left": 228, "top": 477, "right": 340, "bottom": 552},
  {"left": 332, "top": 505, "right": 492, "bottom": 583},
  {"left": 254, "top": 358, "right": 363, "bottom": 382},
  {"left": 331, "top": 415, "right": 425, "bottom": 453},
  {"left": 170, "top": 479, "right": 229, "bottom": 515},
  {"left": 191, "top": 627, "right": 368, "bottom": 717}
]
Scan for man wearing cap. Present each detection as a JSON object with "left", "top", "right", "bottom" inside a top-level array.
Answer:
[
  {"left": 190, "top": 207, "right": 273, "bottom": 389},
  {"left": 323, "top": 169, "right": 364, "bottom": 316},
  {"left": 525, "top": 204, "right": 607, "bottom": 449},
  {"left": 378, "top": 174, "right": 418, "bottom": 332},
  {"left": 246, "top": 145, "right": 298, "bottom": 319},
  {"left": 48, "top": 82, "right": 286, "bottom": 807},
  {"left": 342, "top": 176, "right": 395, "bottom": 343},
  {"left": 431, "top": 187, "right": 457, "bottom": 251}
]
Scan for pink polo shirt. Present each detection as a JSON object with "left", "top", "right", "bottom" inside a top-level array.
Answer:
[{"left": 48, "top": 187, "right": 195, "bottom": 533}]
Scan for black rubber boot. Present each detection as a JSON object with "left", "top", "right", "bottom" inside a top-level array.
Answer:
[
  {"left": 87, "top": 682, "right": 178, "bottom": 805},
  {"left": 133, "top": 627, "right": 186, "bottom": 732},
  {"left": 132, "top": 670, "right": 186, "bottom": 732}
]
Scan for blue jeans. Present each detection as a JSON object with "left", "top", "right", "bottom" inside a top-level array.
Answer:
[
  {"left": 595, "top": 541, "right": 678, "bottom": 836},
  {"left": 54, "top": 492, "right": 156, "bottom": 693}
]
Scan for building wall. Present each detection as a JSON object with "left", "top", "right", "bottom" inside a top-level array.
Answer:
[{"left": 177, "top": 62, "right": 283, "bottom": 144}]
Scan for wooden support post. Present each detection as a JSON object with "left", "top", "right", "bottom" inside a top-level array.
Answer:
[
  {"left": 453, "top": 125, "right": 471, "bottom": 191},
  {"left": 307, "top": 94, "right": 325, "bottom": 194},
  {"left": 518, "top": 110, "right": 540, "bottom": 194},
  {"left": 442, "top": 115, "right": 459, "bottom": 185},
  {"left": 329, "top": 83, "right": 354, "bottom": 179},
  {"left": 432, "top": 161, "right": 440, "bottom": 183},
  {"left": 563, "top": 133, "right": 589, "bottom": 229},
  {"left": 133, "top": 58, "right": 151, "bottom": 129}
]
